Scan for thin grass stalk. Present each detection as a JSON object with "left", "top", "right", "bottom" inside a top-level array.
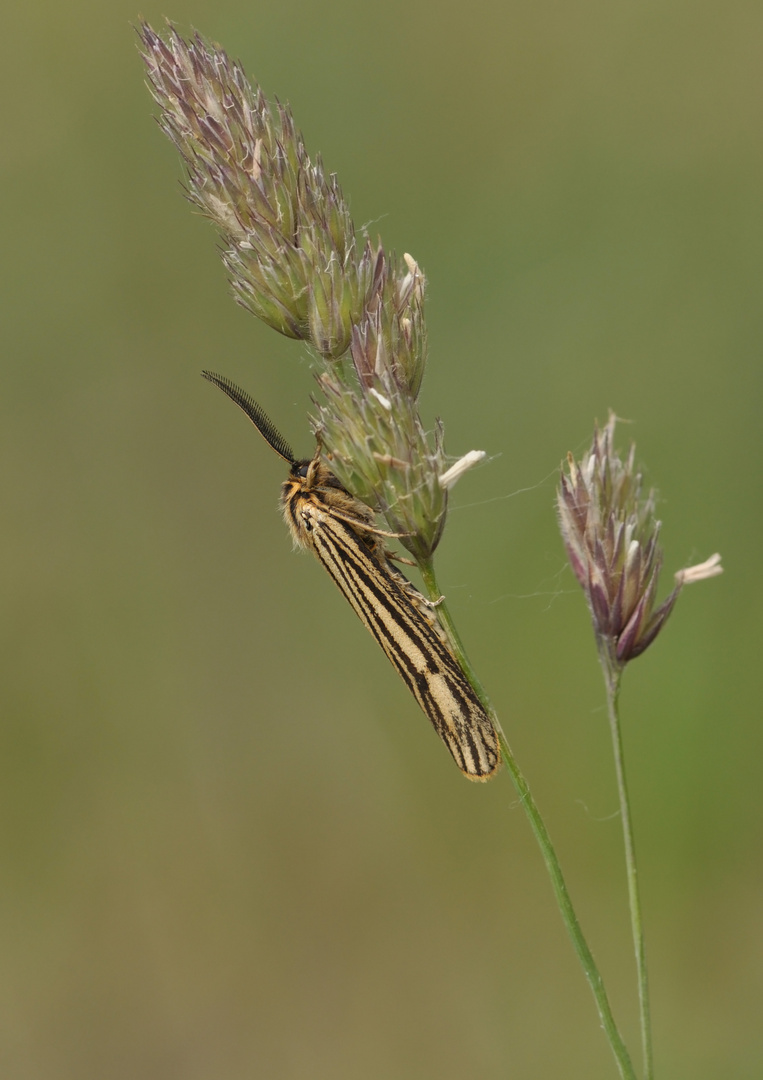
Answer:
[{"left": 418, "top": 556, "right": 638, "bottom": 1080}]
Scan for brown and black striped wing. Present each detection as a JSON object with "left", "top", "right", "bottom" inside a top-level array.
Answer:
[{"left": 301, "top": 499, "right": 500, "bottom": 781}]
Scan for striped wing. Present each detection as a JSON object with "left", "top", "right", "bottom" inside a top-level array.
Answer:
[{"left": 302, "top": 499, "right": 500, "bottom": 781}]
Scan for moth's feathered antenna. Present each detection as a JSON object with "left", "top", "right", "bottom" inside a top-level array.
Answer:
[{"left": 202, "top": 371, "right": 296, "bottom": 465}]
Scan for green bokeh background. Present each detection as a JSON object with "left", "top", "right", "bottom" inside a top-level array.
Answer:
[{"left": 2, "top": 1, "right": 759, "bottom": 1077}]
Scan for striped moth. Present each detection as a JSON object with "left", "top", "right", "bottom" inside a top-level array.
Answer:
[{"left": 202, "top": 371, "right": 500, "bottom": 781}]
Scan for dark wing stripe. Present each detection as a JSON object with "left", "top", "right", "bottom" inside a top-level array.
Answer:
[
  {"left": 320, "top": 521, "right": 496, "bottom": 775},
  {"left": 313, "top": 524, "right": 447, "bottom": 693},
  {"left": 308, "top": 509, "right": 498, "bottom": 778},
  {"left": 317, "top": 521, "right": 456, "bottom": 673},
  {"left": 311, "top": 530, "right": 429, "bottom": 702}
]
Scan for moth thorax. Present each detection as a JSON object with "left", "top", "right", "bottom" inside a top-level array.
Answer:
[{"left": 280, "top": 483, "right": 312, "bottom": 551}]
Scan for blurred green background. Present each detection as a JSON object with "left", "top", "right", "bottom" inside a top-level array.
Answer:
[{"left": 2, "top": 1, "right": 759, "bottom": 1077}]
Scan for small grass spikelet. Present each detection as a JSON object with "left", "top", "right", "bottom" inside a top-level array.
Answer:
[{"left": 557, "top": 413, "right": 722, "bottom": 670}]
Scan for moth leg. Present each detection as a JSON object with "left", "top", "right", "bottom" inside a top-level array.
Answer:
[
  {"left": 328, "top": 509, "right": 410, "bottom": 540},
  {"left": 386, "top": 549, "right": 417, "bottom": 567}
]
